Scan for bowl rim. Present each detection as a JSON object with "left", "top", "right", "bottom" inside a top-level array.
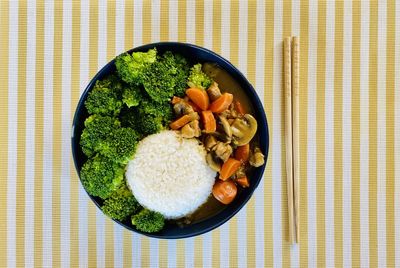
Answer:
[{"left": 71, "top": 41, "right": 269, "bottom": 239}]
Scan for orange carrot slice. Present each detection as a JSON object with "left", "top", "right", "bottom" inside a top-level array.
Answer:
[
  {"left": 236, "top": 176, "right": 250, "bottom": 188},
  {"left": 209, "top": 93, "right": 234, "bottom": 114},
  {"left": 169, "top": 114, "right": 192, "bottom": 130},
  {"left": 186, "top": 87, "right": 210, "bottom": 111},
  {"left": 234, "top": 100, "right": 246, "bottom": 115},
  {"left": 212, "top": 179, "right": 237, "bottom": 205},
  {"left": 234, "top": 143, "right": 250, "bottom": 163},
  {"left": 201, "top": 110, "right": 216, "bottom": 133},
  {"left": 219, "top": 158, "right": 241, "bottom": 181}
]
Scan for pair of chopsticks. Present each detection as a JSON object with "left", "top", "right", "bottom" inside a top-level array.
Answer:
[{"left": 284, "top": 36, "right": 300, "bottom": 244}]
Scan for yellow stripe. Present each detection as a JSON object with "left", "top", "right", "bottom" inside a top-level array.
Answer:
[
  {"left": 264, "top": 0, "right": 274, "bottom": 266},
  {"left": 247, "top": 1, "right": 257, "bottom": 267},
  {"left": 105, "top": 1, "right": 116, "bottom": 267},
  {"left": 160, "top": 0, "right": 169, "bottom": 41},
  {"left": 369, "top": 1, "right": 378, "bottom": 266},
  {"left": 34, "top": 1, "right": 45, "bottom": 266},
  {"left": 142, "top": 0, "right": 151, "bottom": 44},
  {"left": 159, "top": 240, "right": 167, "bottom": 267},
  {"left": 229, "top": 1, "right": 239, "bottom": 266},
  {"left": 334, "top": 1, "right": 344, "bottom": 266},
  {"left": 125, "top": 0, "right": 133, "bottom": 50},
  {"left": 52, "top": 1, "right": 63, "bottom": 266},
  {"left": 386, "top": 0, "right": 396, "bottom": 266},
  {"left": 176, "top": 239, "right": 185, "bottom": 267},
  {"left": 70, "top": 0, "right": 81, "bottom": 266},
  {"left": 16, "top": 1, "right": 27, "bottom": 266},
  {"left": 299, "top": 0, "right": 309, "bottom": 266},
  {"left": 123, "top": 230, "right": 132, "bottom": 267},
  {"left": 316, "top": 1, "right": 327, "bottom": 266},
  {"left": 88, "top": 0, "right": 98, "bottom": 265},
  {"left": 282, "top": 0, "right": 292, "bottom": 266},
  {"left": 195, "top": 0, "right": 204, "bottom": 45},
  {"left": 141, "top": 238, "right": 150, "bottom": 267},
  {"left": 178, "top": 0, "right": 186, "bottom": 42},
  {"left": 0, "top": 0, "right": 9, "bottom": 263}
]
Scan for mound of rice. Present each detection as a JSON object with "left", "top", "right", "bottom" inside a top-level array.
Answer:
[{"left": 126, "top": 130, "right": 216, "bottom": 219}]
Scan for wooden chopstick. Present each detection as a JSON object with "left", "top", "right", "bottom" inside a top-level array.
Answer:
[
  {"left": 292, "top": 36, "right": 300, "bottom": 243},
  {"left": 283, "top": 37, "right": 296, "bottom": 244}
]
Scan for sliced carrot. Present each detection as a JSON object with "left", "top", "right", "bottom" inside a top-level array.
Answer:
[
  {"left": 209, "top": 93, "right": 234, "bottom": 114},
  {"left": 169, "top": 114, "right": 192, "bottom": 130},
  {"left": 212, "top": 179, "right": 237, "bottom": 205},
  {"left": 186, "top": 87, "right": 210, "bottom": 111},
  {"left": 236, "top": 176, "right": 250, "bottom": 188},
  {"left": 234, "top": 143, "right": 250, "bottom": 163},
  {"left": 171, "top": 96, "right": 183, "bottom": 105},
  {"left": 219, "top": 158, "right": 241, "bottom": 181},
  {"left": 234, "top": 100, "right": 246, "bottom": 115},
  {"left": 201, "top": 110, "right": 216, "bottom": 133}
]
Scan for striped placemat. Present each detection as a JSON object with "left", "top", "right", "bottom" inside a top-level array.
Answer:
[{"left": 0, "top": 0, "right": 399, "bottom": 267}]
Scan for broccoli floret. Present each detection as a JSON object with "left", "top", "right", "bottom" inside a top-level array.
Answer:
[
  {"left": 80, "top": 115, "right": 120, "bottom": 157},
  {"left": 187, "top": 63, "right": 212, "bottom": 90},
  {"left": 141, "top": 51, "right": 190, "bottom": 103},
  {"left": 85, "top": 78, "right": 123, "bottom": 116},
  {"left": 131, "top": 209, "right": 165, "bottom": 233},
  {"left": 101, "top": 127, "right": 139, "bottom": 164},
  {"left": 122, "top": 85, "right": 142, "bottom": 107},
  {"left": 80, "top": 155, "right": 124, "bottom": 199},
  {"left": 102, "top": 183, "right": 141, "bottom": 221},
  {"left": 120, "top": 107, "right": 165, "bottom": 137},
  {"left": 115, "top": 49, "right": 157, "bottom": 85}
]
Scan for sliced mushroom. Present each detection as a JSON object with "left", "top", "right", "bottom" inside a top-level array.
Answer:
[
  {"left": 249, "top": 147, "right": 265, "bottom": 167},
  {"left": 204, "top": 135, "right": 218, "bottom": 151},
  {"left": 218, "top": 115, "right": 232, "bottom": 139},
  {"left": 213, "top": 142, "right": 233, "bottom": 163},
  {"left": 206, "top": 81, "right": 222, "bottom": 101},
  {"left": 231, "top": 114, "right": 258, "bottom": 146},
  {"left": 173, "top": 100, "right": 195, "bottom": 117},
  {"left": 181, "top": 120, "right": 201, "bottom": 138},
  {"left": 206, "top": 153, "right": 221, "bottom": 172}
]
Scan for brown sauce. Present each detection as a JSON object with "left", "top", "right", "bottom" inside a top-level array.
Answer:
[{"left": 175, "top": 63, "right": 256, "bottom": 226}]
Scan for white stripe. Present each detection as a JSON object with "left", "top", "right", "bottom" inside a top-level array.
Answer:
[
  {"left": 7, "top": 1, "right": 18, "bottom": 267},
  {"left": 377, "top": 1, "right": 387, "bottom": 267},
  {"left": 113, "top": 226, "right": 124, "bottom": 268},
  {"left": 61, "top": 0, "right": 72, "bottom": 267},
  {"left": 186, "top": 0, "right": 195, "bottom": 43},
  {"left": 79, "top": 0, "right": 89, "bottom": 266},
  {"left": 167, "top": 240, "right": 176, "bottom": 268},
  {"left": 185, "top": 238, "right": 194, "bottom": 267},
  {"left": 96, "top": 1, "right": 107, "bottom": 267},
  {"left": 237, "top": 2, "right": 248, "bottom": 267},
  {"left": 43, "top": 0, "right": 54, "bottom": 266},
  {"left": 219, "top": 1, "right": 230, "bottom": 266},
  {"left": 25, "top": 1, "right": 36, "bottom": 267},
  {"left": 291, "top": 1, "right": 300, "bottom": 267},
  {"left": 115, "top": 0, "right": 125, "bottom": 54},
  {"left": 132, "top": 233, "right": 141, "bottom": 268},
  {"left": 360, "top": 1, "right": 370, "bottom": 267},
  {"left": 395, "top": 1, "right": 400, "bottom": 266},
  {"left": 325, "top": 1, "right": 335, "bottom": 266},
  {"left": 168, "top": 0, "right": 178, "bottom": 41},
  {"left": 133, "top": 0, "right": 142, "bottom": 46},
  {"left": 307, "top": 0, "right": 318, "bottom": 266},
  {"left": 151, "top": 0, "right": 160, "bottom": 42},
  {"left": 203, "top": 0, "right": 213, "bottom": 49},
  {"left": 342, "top": 0, "right": 353, "bottom": 266},
  {"left": 272, "top": 0, "right": 283, "bottom": 267},
  {"left": 255, "top": 1, "right": 265, "bottom": 267},
  {"left": 202, "top": 233, "right": 212, "bottom": 268},
  {"left": 149, "top": 237, "right": 159, "bottom": 268}
]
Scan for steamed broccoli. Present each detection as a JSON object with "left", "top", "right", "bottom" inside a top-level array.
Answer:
[
  {"left": 102, "top": 184, "right": 141, "bottom": 221},
  {"left": 141, "top": 51, "right": 190, "bottom": 103},
  {"left": 122, "top": 85, "right": 142, "bottom": 107},
  {"left": 131, "top": 209, "right": 165, "bottom": 233},
  {"left": 80, "top": 115, "right": 121, "bottom": 157},
  {"left": 115, "top": 49, "right": 157, "bottom": 85},
  {"left": 187, "top": 63, "right": 212, "bottom": 90},
  {"left": 80, "top": 155, "right": 124, "bottom": 199},
  {"left": 85, "top": 78, "right": 123, "bottom": 116},
  {"left": 102, "top": 127, "right": 139, "bottom": 164}
]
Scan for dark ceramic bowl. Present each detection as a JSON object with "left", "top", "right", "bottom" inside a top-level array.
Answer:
[{"left": 71, "top": 42, "right": 269, "bottom": 239}]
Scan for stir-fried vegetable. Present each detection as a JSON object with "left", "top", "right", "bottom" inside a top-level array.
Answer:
[{"left": 212, "top": 179, "right": 237, "bottom": 205}]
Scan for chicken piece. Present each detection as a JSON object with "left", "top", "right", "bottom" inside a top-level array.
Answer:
[
  {"left": 232, "top": 165, "right": 246, "bottom": 179},
  {"left": 204, "top": 135, "right": 218, "bottom": 151},
  {"left": 220, "top": 103, "right": 239, "bottom": 119},
  {"left": 207, "top": 81, "right": 222, "bottom": 101},
  {"left": 181, "top": 120, "right": 201, "bottom": 138},
  {"left": 173, "top": 100, "right": 194, "bottom": 117},
  {"left": 213, "top": 142, "right": 233, "bottom": 162},
  {"left": 249, "top": 147, "right": 265, "bottom": 167}
]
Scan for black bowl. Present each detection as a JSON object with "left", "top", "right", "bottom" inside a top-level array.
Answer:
[{"left": 71, "top": 42, "right": 269, "bottom": 239}]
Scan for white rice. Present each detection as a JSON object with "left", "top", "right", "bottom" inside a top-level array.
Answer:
[{"left": 125, "top": 130, "right": 216, "bottom": 219}]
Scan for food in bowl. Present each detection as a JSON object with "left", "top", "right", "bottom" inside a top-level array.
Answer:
[{"left": 78, "top": 48, "right": 265, "bottom": 233}]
